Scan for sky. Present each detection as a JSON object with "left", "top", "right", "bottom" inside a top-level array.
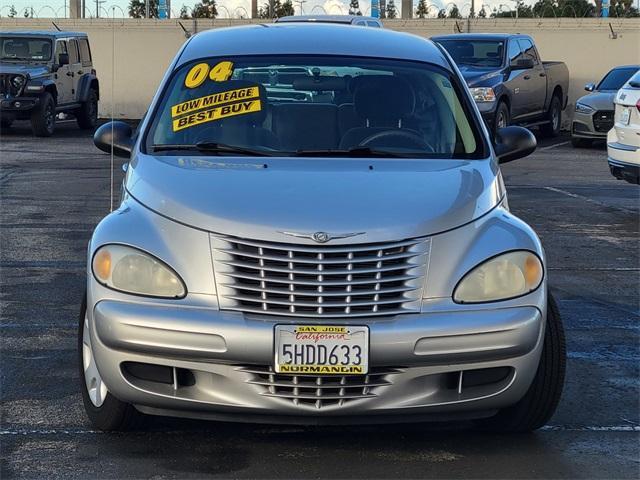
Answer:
[{"left": 0, "top": 0, "right": 545, "bottom": 19}]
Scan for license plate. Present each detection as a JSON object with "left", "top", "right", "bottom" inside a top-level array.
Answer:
[
  {"left": 274, "top": 325, "right": 369, "bottom": 375},
  {"left": 621, "top": 107, "right": 631, "bottom": 125}
]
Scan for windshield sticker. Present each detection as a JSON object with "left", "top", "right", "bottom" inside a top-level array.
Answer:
[
  {"left": 184, "top": 61, "right": 234, "bottom": 88},
  {"left": 171, "top": 86, "right": 260, "bottom": 118},
  {"left": 172, "top": 99, "right": 262, "bottom": 132}
]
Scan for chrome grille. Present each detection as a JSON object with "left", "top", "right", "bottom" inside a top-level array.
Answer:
[
  {"left": 238, "top": 365, "right": 402, "bottom": 408},
  {"left": 211, "top": 235, "right": 429, "bottom": 318}
]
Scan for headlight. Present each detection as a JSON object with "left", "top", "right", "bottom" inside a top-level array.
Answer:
[
  {"left": 10, "top": 75, "right": 26, "bottom": 94},
  {"left": 575, "top": 102, "right": 595, "bottom": 114},
  {"left": 453, "top": 251, "right": 543, "bottom": 304},
  {"left": 92, "top": 244, "right": 186, "bottom": 298},
  {"left": 469, "top": 87, "right": 496, "bottom": 103}
]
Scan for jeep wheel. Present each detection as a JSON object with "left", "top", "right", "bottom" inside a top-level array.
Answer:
[
  {"left": 76, "top": 88, "right": 98, "bottom": 130},
  {"left": 476, "top": 291, "right": 566, "bottom": 432},
  {"left": 31, "top": 92, "right": 56, "bottom": 137}
]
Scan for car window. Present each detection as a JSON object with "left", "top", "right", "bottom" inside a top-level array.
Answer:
[
  {"left": 68, "top": 39, "right": 79, "bottom": 64},
  {"left": 367, "top": 21, "right": 381, "bottom": 27},
  {"left": 517, "top": 38, "right": 538, "bottom": 64},
  {"left": 145, "top": 55, "right": 486, "bottom": 159},
  {"left": 437, "top": 40, "right": 505, "bottom": 68},
  {"left": 597, "top": 67, "right": 638, "bottom": 91},
  {"left": 507, "top": 39, "right": 520, "bottom": 64},
  {"left": 55, "top": 40, "right": 67, "bottom": 63},
  {"left": 78, "top": 38, "right": 92, "bottom": 66},
  {"left": 0, "top": 37, "right": 53, "bottom": 61}
]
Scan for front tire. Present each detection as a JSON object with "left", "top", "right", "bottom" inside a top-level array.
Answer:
[
  {"left": 493, "top": 101, "right": 510, "bottom": 138},
  {"left": 477, "top": 292, "right": 566, "bottom": 432},
  {"left": 76, "top": 88, "right": 98, "bottom": 130},
  {"left": 541, "top": 95, "right": 562, "bottom": 138},
  {"left": 78, "top": 293, "right": 141, "bottom": 431},
  {"left": 30, "top": 92, "right": 56, "bottom": 137}
]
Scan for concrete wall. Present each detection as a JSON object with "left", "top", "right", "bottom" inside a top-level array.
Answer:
[{"left": 1, "top": 18, "right": 639, "bottom": 121}]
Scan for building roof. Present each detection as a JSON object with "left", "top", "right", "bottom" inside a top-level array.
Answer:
[
  {"left": 179, "top": 23, "right": 449, "bottom": 69},
  {"left": 0, "top": 30, "right": 88, "bottom": 38}
]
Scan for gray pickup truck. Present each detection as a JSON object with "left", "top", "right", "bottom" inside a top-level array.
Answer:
[
  {"left": 433, "top": 34, "right": 569, "bottom": 137},
  {"left": 0, "top": 31, "right": 99, "bottom": 136}
]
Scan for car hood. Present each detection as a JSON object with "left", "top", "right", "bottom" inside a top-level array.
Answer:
[
  {"left": 577, "top": 91, "right": 616, "bottom": 110},
  {"left": 456, "top": 65, "right": 502, "bottom": 87},
  {"left": 0, "top": 62, "right": 50, "bottom": 78},
  {"left": 125, "top": 155, "right": 503, "bottom": 244}
]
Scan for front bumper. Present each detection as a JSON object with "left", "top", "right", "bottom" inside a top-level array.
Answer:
[
  {"left": 89, "top": 294, "right": 545, "bottom": 424},
  {"left": 607, "top": 130, "right": 640, "bottom": 184},
  {"left": 0, "top": 95, "right": 39, "bottom": 112}
]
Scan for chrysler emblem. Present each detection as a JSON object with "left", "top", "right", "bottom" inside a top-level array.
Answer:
[{"left": 279, "top": 231, "right": 365, "bottom": 243}]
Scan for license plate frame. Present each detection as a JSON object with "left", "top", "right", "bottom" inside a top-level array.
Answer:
[
  {"left": 274, "top": 325, "right": 369, "bottom": 375},
  {"left": 621, "top": 107, "right": 631, "bottom": 125}
]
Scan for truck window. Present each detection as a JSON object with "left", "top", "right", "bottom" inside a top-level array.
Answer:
[
  {"left": 507, "top": 40, "right": 520, "bottom": 65},
  {"left": 517, "top": 39, "right": 538, "bottom": 64},
  {"left": 68, "top": 39, "right": 79, "bottom": 64},
  {"left": 55, "top": 40, "right": 67, "bottom": 63},
  {"left": 78, "top": 38, "right": 92, "bottom": 66}
]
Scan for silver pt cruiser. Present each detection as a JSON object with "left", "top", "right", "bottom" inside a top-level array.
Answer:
[{"left": 83, "top": 23, "right": 566, "bottom": 432}]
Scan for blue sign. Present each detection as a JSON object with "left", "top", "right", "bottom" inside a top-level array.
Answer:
[
  {"left": 602, "top": 0, "right": 609, "bottom": 17},
  {"left": 159, "top": 0, "right": 168, "bottom": 18},
  {"left": 371, "top": 0, "right": 379, "bottom": 17}
]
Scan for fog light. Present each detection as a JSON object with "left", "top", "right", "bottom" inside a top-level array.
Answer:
[{"left": 13, "top": 101, "right": 21, "bottom": 108}]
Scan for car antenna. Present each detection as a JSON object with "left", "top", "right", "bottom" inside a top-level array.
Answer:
[
  {"left": 51, "top": 22, "right": 61, "bottom": 31},
  {"left": 110, "top": 10, "right": 115, "bottom": 212}
]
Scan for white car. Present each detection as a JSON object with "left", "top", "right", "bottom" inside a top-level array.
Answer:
[{"left": 607, "top": 70, "right": 640, "bottom": 184}]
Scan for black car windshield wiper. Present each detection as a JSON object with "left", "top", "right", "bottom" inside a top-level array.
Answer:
[
  {"left": 293, "top": 146, "right": 405, "bottom": 158},
  {"left": 152, "top": 142, "right": 275, "bottom": 157}
]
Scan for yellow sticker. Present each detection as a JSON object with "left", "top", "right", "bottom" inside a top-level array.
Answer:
[
  {"left": 172, "top": 99, "right": 262, "bottom": 132},
  {"left": 184, "top": 61, "right": 235, "bottom": 88},
  {"left": 171, "top": 86, "right": 260, "bottom": 118}
]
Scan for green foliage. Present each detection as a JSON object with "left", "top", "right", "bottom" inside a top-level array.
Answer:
[
  {"left": 437, "top": 8, "right": 446, "bottom": 18},
  {"left": 415, "top": 0, "right": 429, "bottom": 18},
  {"left": 448, "top": 4, "right": 462, "bottom": 18},
  {"left": 8, "top": 4, "right": 17, "bottom": 17},
  {"left": 385, "top": 0, "right": 397, "bottom": 18},
  {"left": 128, "top": 0, "right": 158, "bottom": 18},
  {"left": 478, "top": 6, "right": 487, "bottom": 17},
  {"left": 349, "top": 0, "right": 362, "bottom": 15},
  {"left": 192, "top": 0, "right": 217, "bottom": 18},
  {"left": 179, "top": 4, "right": 190, "bottom": 18},
  {"left": 258, "top": 0, "right": 294, "bottom": 18}
]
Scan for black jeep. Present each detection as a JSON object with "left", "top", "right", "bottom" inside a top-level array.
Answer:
[{"left": 0, "top": 31, "right": 99, "bottom": 136}]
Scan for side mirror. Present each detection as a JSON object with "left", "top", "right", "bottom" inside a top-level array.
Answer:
[
  {"left": 94, "top": 121, "right": 134, "bottom": 158},
  {"left": 584, "top": 83, "right": 596, "bottom": 92},
  {"left": 57, "top": 53, "right": 69, "bottom": 66},
  {"left": 511, "top": 58, "right": 534, "bottom": 70},
  {"left": 494, "top": 126, "right": 536, "bottom": 164}
]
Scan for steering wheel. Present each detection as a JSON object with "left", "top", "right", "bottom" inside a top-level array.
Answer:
[{"left": 359, "top": 130, "right": 434, "bottom": 153}]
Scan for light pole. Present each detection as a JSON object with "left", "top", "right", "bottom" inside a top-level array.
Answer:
[{"left": 295, "top": 0, "right": 306, "bottom": 14}]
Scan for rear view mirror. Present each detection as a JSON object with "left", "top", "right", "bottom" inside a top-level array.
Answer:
[
  {"left": 511, "top": 58, "right": 534, "bottom": 70},
  {"left": 58, "top": 53, "right": 69, "bottom": 66},
  {"left": 494, "top": 126, "right": 536, "bottom": 164},
  {"left": 584, "top": 83, "right": 596, "bottom": 92},
  {"left": 94, "top": 121, "right": 133, "bottom": 158}
]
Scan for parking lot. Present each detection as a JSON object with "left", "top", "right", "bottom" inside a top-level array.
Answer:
[{"left": 1, "top": 121, "right": 638, "bottom": 479}]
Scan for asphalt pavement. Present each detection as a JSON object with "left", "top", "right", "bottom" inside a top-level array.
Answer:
[{"left": 1, "top": 121, "right": 639, "bottom": 479}]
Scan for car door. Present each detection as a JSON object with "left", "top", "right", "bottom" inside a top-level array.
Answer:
[
  {"left": 54, "top": 40, "right": 73, "bottom": 105},
  {"left": 66, "top": 38, "right": 82, "bottom": 104},
  {"left": 504, "top": 38, "right": 528, "bottom": 120},
  {"left": 517, "top": 38, "right": 546, "bottom": 117}
]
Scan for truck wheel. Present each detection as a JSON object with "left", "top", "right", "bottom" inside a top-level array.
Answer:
[
  {"left": 78, "top": 293, "right": 141, "bottom": 431},
  {"left": 76, "top": 88, "right": 98, "bottom": 130},
  {"left": 541, "top": 95, "right": 562, "bottom": 138},
  {"left": 476, "top": 291, "right": 566, "bottom": 433},
  {"left": 30, "top": 92, "right": 56, "bottom": 137},
  {"left": 571, "top": 137, "right": 591, "bottom": 148},
  {"left": 493, "top": 101, "right": 510, "bottom": 138}
]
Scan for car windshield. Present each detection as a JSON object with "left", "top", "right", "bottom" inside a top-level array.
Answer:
[
  {"left": 146, "top": 55, "right": 485, "bottom": 159},
  {"left": 436, "top": 40, "right": 504, "bottom": 68},
  {"left": 0, "top": 37, "right": 52, "bottom": 61},
  {"left": 598, "top": 67, "right": 639, "bottom": 91}
]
